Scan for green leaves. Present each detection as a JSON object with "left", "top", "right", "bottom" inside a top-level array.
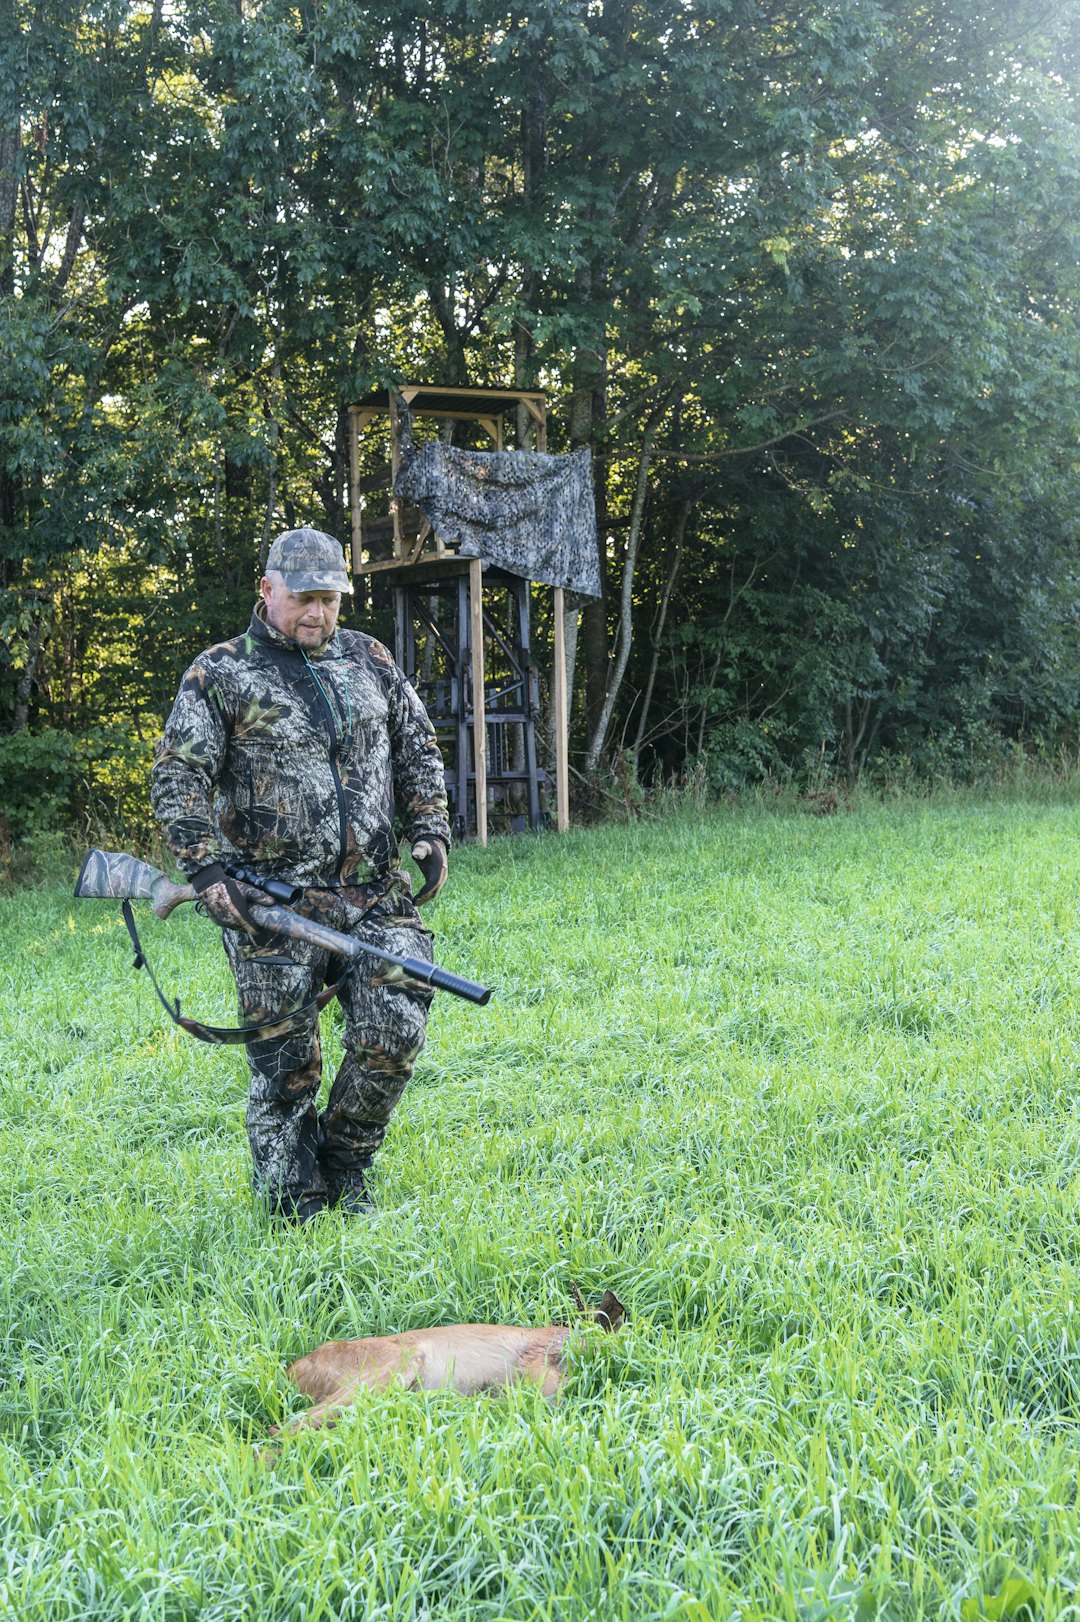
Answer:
[
  {"left": 2, "top": 0, "right": 1080, "bottom": 794},
  {"left": 960, "top": 1576, "right": 1037, "bottom": 1622}
]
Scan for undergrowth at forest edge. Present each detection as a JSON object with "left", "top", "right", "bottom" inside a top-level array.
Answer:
[{"left": 2, "top": 793, "right": 1080, "bottom": 1620}]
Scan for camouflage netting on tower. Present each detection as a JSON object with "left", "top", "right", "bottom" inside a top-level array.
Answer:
[{"left": 394, "top": 420, "right": 600, "bottom": 598}]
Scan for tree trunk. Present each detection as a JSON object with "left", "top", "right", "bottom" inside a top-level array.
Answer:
[
  {"left": 54, "top": 194, "right": 84, "bottom": 292},
  {"left": 514, "top": 87, "right": 545, "bottom": 447},
  {"left": 428, "top": 281, "right": 469, "bottom": 385},
  {"left": 569, "top": 327, "right": 608, "bottom": 739},
  {"left": 513, "top": 281, "right": 536, "bottom": 448},
  {"left": 257, "top": 358, "right": 280, "bottom": 566},
  {"left": 584, "top": 416, "right": 659, "bottom": 773},
  {"left": 632, "top": 498, "right": 690, "bottom": 774},
  {"left": 0, "top": 117, "right": 18, "bottom": 299},
  {"left": 0, "top": 104, "right": 20, "bottom": 543},
  {"left": 12, "top": 591, "right": 48, "bottom": 733}
]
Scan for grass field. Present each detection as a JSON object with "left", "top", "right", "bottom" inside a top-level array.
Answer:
[{"left": 3, "top": 792, "right": 1080, "bottom": 1620}]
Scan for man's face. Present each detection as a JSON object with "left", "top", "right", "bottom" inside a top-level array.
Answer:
[{"left": 260, "top": 575, "right": 342, "bottom": 650}]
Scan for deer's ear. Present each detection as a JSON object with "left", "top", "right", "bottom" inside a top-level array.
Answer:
[{"left": 594, "top": 1290, "right": 626, "bottom": 1333}]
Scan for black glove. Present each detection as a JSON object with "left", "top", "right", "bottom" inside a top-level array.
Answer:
[
  {"left": 411, "top": 838, "right": 448, "bottom": 906},
  {"left": 191, "top": 863, "right": 261, "bottom": 935}
]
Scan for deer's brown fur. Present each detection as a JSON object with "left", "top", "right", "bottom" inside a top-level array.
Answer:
[{"left": 274, "top": 1288, "right": 625, "bottom": 1434}]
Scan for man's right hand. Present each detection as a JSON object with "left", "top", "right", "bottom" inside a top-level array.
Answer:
[
  {"left": 411, "top": 837, "right": 448, "bottom": 906},
  {"left": 191, "top": 864, "right": 261, "bottom": 935}
]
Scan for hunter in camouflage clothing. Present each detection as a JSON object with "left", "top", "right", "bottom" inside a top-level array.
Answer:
[{"left": 151, "top": 528, "right": 451, "bottom": 1223}]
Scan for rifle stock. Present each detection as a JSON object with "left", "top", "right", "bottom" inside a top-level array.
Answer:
[
  {"left": 75, "top": 848, "right": 194, "bottom": 917},
  {"left": 75, "top": 849, "right": 493, "bottom": 1006}
]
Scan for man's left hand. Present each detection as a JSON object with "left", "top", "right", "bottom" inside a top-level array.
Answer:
[
  {"left": 411, "top": 838, "right": 448, "bottom": 905},
  {"left": 191, "top": 863, "right": 263, "bottom": 935}
]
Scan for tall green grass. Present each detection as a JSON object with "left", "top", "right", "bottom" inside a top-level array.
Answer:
[{"left": 3, "top": 795, "right": 1080, "bottom": 1619}]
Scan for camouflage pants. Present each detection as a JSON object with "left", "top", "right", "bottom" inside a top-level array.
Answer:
[{"left": 222, "top": 888, "right": 434, "bottom": 1213}]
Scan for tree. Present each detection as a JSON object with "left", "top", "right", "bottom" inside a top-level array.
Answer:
[{"left": 3, "top": 0, "right": 1080, "bottom": 839}]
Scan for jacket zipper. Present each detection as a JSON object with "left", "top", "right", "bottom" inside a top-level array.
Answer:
[{"left": 302, "top": 656, "right": 349, "bottom": 871}]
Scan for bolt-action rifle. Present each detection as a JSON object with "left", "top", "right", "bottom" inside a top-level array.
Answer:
[{"left": 75, "top": 848, "right": 492, "bottom": 1044}]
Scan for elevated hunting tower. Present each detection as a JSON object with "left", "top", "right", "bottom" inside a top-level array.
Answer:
[{"left": 347, "top": 384, "right": 573, "bottom": 845}]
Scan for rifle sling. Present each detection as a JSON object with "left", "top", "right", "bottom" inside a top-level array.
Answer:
[{"left": 120, "top": 900, "right": 354, "bottom": 1045}]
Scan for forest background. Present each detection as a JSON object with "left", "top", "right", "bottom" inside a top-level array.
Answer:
[{"left": 2, "top": 0, "right": 1080, "bottom": 847}]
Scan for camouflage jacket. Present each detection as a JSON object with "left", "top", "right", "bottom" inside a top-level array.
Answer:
[{"left": 151, "top": 606, "right": 451, "bottom": 890}]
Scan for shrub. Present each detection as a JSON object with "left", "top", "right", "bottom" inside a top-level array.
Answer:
[
  {"left": 0, "top": 730, "right": 81, "bottom": 839},
  {"left": 0, "top": 726, "right": 154, "bottom": 845}
]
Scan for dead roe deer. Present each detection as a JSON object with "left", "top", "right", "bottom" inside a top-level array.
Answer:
[{"left": 273, "top": 1286, "right": 626, "bottom": 1434}]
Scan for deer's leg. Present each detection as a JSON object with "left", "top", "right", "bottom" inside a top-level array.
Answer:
[
  {"left": 274, "top": 1383, "right": 360, "bottom": 1434},
  {"left": 516, "top": 1342, "right": 567, "bottom": 1400},
  {"left": 276, "top": 1350, "right": 424, "bottom": 1434},
  {"left": 538, "top": 1362, "right": 565, "bottom": 1399}
]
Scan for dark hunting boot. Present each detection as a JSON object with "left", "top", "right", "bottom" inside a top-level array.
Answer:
[
  {"left": 272, "top": 1188, "right": 329, "bottom": 1226},
  {"left": 327, "top": 1165, "right": 375, "bottom": 1216}
]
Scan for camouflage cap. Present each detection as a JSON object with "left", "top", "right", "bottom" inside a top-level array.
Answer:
[{"left": 265, "top": 528, "right": 353, "bottom": 594}]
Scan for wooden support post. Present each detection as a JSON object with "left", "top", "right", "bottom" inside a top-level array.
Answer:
[
  {"left": 348, "top": 406, "right": 362, "bottom": 574},
  {"left": 469, "top": 557, "right": 488, "bottom": 846},
  {"left": 389, "top": 391, "right": 404, "bottom": 556},
  {"left": 456, "top": 573, "right": 470, "bottom": 838},
  {"left": 553, "top": 585, "right": 569, "bottom": 832},
  {"left": 394, "top": 585, "right": 409, "bottom": 680}
]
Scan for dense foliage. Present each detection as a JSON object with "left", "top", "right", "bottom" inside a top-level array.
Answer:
[{"left": 2, "top": 0, "right": 1080, "bottom": 832}]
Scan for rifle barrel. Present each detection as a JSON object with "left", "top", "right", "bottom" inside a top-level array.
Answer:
[{"left": 247, "top": 903, "right": 492, "bottom": 1006}]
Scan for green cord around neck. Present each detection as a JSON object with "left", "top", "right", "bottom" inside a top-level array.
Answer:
[{"left": 302, "top": 649, "right": 353, "bottom": 746}]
